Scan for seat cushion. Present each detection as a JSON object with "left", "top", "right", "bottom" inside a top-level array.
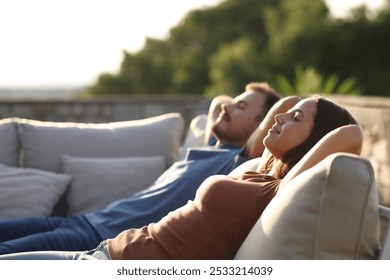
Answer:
[{"left": 234, "top": 153, "right": 381, "bottom": 259}]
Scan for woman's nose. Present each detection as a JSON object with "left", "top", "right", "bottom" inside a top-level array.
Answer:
[{"left": 274, "top": 113, "right": 285, "bottom": 124}]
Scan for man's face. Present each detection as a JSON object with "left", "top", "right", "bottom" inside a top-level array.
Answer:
[{"left": 211, "top": 91, "right": 266, "bottom": 147}]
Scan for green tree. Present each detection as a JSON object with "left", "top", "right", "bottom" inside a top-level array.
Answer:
[
  {"left": 206, "top": 36, "right": 264, "bottom": 96},
  {"left": 261, "top": 0, "right": 330, "bottom": 85},
  {"left": 80, "top": 0, "right": 390, "bottom": 97},
  {"left": 167, "top": 0, "right": 281, "bottom": 94},
  {"left": 83, "top": 0, "right": 282, "bottom": 95},
  {"left": 84, "top": 38, "right": 175, "bottom": 95},
  {"left": 314, "top": 4, "right": 390, "bottom": 96}
]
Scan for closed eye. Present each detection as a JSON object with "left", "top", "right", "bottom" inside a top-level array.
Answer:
[
  {"left": 237, "top": 101, "right": 247, "bottom": 109},
  {"left": 292, "top": 110, "right": 304, "bottom": 121}
]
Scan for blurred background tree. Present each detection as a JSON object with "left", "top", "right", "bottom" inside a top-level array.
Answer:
[
  {"left": 80, "top": 0, "right": 390, "bottom": 97},
  {"left": 276, "top": 65, "right": 361, "bottom": 97}
]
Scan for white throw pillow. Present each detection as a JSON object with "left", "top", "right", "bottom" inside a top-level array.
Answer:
[
  {"left": 0, "top": 164, "right": 71, "bottom": 218},
  {"left": 17, "top": 113, "right": 184, "bottom": 172},
  {"left": 234, "top": 153, "right": 381, "bottom": 260},
  {"left": 62, "top": 155, "right": 166, "bottom": 215},
  {"left": 0, "top": 118, "right": 20, "bottom": 167}
]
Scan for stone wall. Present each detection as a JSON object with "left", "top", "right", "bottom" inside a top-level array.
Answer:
[
  {"left": 0, "top": 95, "right": 211, "bottom": 126},
  {"left": 0, "top": 94, "right": 389, "bottom": 206}
]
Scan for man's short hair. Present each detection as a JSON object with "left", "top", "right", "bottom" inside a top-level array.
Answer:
[{"left": 245, "top": 82, "right": 280, "bottom": 121}]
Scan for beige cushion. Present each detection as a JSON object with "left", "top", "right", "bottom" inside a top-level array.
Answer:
[
  {"left": 62, "top": 155, "right": 166, "bottom": 215},
  {"left": 379, "top": 206, "right": 390, "bottom": 259},
  {"left": 0, "top": 118, "right": 20, "bottom": 167},
  {"left": 0, "top": 164, "right": 71, "bottom": 218},
  {"left": 235, "top": 153, "right": 380, "bottom": 259},
  {"left": 17, "top": 113, "right": 184, "bottom": 173}
]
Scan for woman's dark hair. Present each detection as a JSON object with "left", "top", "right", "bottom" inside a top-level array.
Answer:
[{"left": 262, "top": 96, "right": 358, "bottom": 179}]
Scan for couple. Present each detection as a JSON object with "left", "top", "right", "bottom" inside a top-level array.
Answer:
[{"left": 0, "top": 83, "right": 361, "bottom": 259}]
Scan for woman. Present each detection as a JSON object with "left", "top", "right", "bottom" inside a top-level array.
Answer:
[{"left": 0, "top": 96, "right": 362, "bottom": 260}]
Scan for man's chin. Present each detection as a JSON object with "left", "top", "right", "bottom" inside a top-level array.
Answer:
[{"left": 211, "top": 126, "right": 225, "bottom": 141}]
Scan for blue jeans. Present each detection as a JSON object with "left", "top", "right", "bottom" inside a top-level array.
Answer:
[
  {"left": 0, "top": 216, "right": 102, "bottom": 254},
  {"left": 0, "top": 240, "right": 110, "bottom": 260}
]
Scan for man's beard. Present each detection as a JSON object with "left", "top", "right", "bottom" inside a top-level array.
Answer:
[
  {"left": 211, "top": 121, "right": 234, "bottom": 143},
  {"left": 211, "top": 121, "right": 223, "bottom": 139}
]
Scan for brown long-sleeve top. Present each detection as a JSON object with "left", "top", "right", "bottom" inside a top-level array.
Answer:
[{"left": 108, "top": 171, "right": 280, "bottom": 259}]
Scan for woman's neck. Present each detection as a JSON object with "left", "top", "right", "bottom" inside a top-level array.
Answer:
[{"left": 268, "top": 159, "right": 283, "bottom": 178}]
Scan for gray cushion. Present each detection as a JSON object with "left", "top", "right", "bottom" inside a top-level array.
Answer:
[
  {"left": 0, "top": 118, "right": 20, "bottom": 167},
  {"left": 0, "top": 164, "right": 71, "bottom": 218},
  {"left": 62, "top": 155, "right": 166, "bottom": 215},
  {"left": 18, "top": 113, "right": 184, "bottom": 172},
  {"left": 235, "top": 153, "right": 380, "bottom": 260}
]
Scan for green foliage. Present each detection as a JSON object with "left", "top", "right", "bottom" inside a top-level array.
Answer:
[
  {"left": 206, "top": 36, "right": 263, "bottom": 97},
  {"left": 81, "top": 0, "right": 390, "bottom": 97},
  {"left": 314, "top": 4, "right": 390, "bottom": 96},
  {"left": 264, "top": 0, "right": 328, "bottom": 57},
  {"left": 275, "top": 65, "right": 362, "bottom": 97},
  {"left": 166, "top": 0, "right": 280, "bottom": 94},
  {"left": 82, "top": 73, "right": 130, "bottom": 95}
]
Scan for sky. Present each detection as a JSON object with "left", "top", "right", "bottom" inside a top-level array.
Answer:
[{"left": 0, "top": 0, "right": 387, "bottom": 88}]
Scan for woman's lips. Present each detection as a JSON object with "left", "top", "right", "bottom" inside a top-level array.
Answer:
[{"left": 269, "top": 125, "right": 280, "bottom": 134}]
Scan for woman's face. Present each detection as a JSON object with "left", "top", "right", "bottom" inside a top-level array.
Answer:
[{"left": 264, "top": 98, "right": 317, "bottom": 159}]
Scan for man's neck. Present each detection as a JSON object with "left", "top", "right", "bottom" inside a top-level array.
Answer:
[{"left": 215, "top": 139, "right": 246, "bottom": 153}]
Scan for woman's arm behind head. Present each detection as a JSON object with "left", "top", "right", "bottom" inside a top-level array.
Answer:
[{"left": 279, "top": 124, "right": 363, "bottom": 189}]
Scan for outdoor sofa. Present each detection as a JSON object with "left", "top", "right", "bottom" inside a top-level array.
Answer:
[{"left": 0, "top": 113, "right": 388, "bottom": 260}]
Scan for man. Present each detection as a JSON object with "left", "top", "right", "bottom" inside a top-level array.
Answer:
[{"left": 0, "top": 82, "right": 280, "bottom": 254}]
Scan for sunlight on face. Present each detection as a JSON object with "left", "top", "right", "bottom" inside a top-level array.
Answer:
[
  {"left": 263, "top": 98, "right": 317, "bottom": 159},
  {"left": 212, "top": 91, "right": 266, "bottom": 147}
]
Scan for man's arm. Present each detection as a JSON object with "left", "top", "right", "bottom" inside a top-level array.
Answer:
[
  {"left": 204, "top": 95, "right": 234, "bottom": 144},
  {"left": 244, "top": 96, "right": 301, "bottom": 159},
  {"left": 279, "top": 124, "right": 363, "bottom": 189}
]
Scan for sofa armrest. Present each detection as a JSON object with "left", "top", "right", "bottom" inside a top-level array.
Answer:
[{"left": 379, "top": 205, "right": 390, "bottom": 259}]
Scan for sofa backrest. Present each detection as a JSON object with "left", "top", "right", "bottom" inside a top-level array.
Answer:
[
  {"left": 0, "top": 113, "right": 185, "bottom": 217},
  {"left": 235, "top": 153, "right": 381, "bottom": 260},
  {"left": 0, "top": 118, "right": 20, "bottom": 167},
  {"left": 17, "top": 113, "right": 185, "bottom": 172}
]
